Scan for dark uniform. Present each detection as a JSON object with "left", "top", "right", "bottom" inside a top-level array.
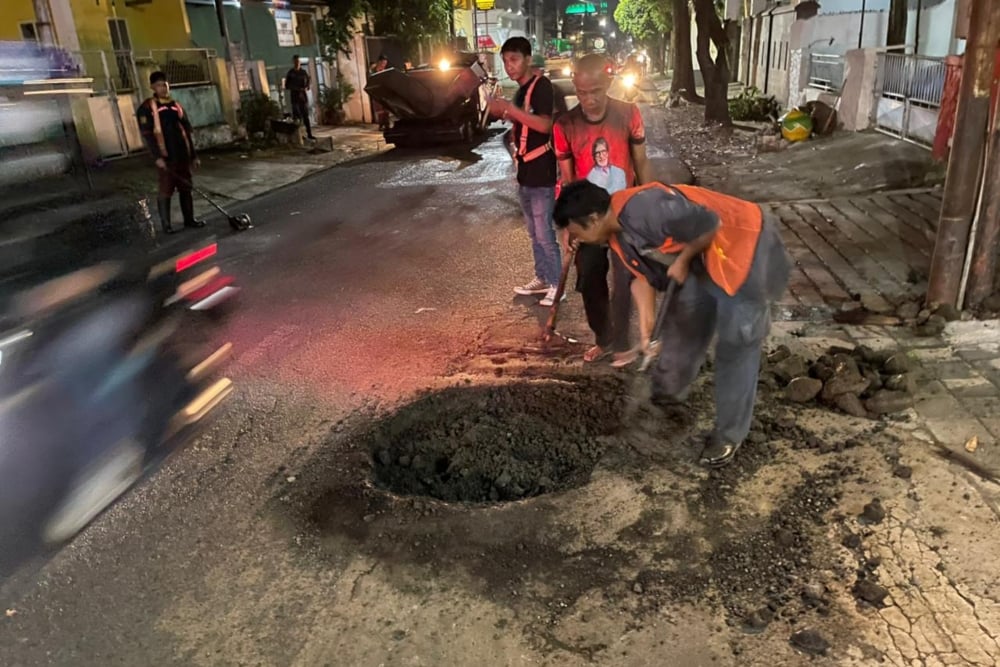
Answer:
[
  {"left": 284, "top": 66, "right": 313, "bottom": 139},
  {"left": 136, "top": 94, "right": 202, "bottom": 233}
]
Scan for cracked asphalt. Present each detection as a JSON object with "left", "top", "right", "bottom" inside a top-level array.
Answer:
[{"left": 1, "top": 106, "right": 999, "bottom": 666}]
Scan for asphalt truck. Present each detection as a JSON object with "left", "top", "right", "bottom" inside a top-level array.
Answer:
[{"left": 364, "top": 52, "right": 497, "bottom": 147}]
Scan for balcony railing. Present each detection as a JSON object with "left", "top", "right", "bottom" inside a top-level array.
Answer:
[{"left": 146, "top": 48, "right": 216, "bottom": 87}]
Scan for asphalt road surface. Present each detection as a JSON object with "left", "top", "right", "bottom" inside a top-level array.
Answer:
[{"left": 0, "top": 107, "right": 757, "bottom": 667}]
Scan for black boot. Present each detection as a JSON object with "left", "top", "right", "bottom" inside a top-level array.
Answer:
[
  {"left": 179, "top": 190, "right": 206, "bottom": 228},
  {"left": 157, "top": 197, "right": 178, "bottom": 235}
]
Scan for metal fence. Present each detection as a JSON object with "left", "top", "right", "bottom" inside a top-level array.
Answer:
[
  {"left": 877, "top": 52, "right": 947, "bottom": 106},
  {"left": 146, "top": 48, "right": 216, "bottom": 87},
  {"left": 807, "top": 52, "right": 845, "bottom": 92},
  {"left": 873, "top": 52, "right": 947, "bottom": 147}
]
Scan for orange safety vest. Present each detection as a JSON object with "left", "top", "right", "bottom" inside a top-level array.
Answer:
[
  {"left": 148, "top": 97, "right": 192, "bottom": 158},
  {"left": 608, "top": 183, "right": 763, "bottom": 296}
]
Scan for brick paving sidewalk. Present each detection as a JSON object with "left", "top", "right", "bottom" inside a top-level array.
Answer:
[{"left": 766, "top": 188, "right": 942, "bottom": 317}]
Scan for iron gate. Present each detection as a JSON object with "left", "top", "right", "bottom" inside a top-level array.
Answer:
[{"left": 873, "top": 52, "right": 947, "bottom": 147}]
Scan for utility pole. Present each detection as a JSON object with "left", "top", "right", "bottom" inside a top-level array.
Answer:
[
  {"left": 966, "top": 94, "right": 1000, "bottom": 307},
  {"left": 32, "top": 0, "right": 57, "bottom": 46},
  {"left": 926, "top": 0, "right": 1000, "bottom": 307}
]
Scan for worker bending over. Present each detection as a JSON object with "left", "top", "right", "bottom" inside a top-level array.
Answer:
[{"left": 553, "top": 180, "right": 791, "bottom": 468}]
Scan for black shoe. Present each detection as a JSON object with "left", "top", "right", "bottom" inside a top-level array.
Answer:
[
  {"left": 157, "top": 197, "right": 178, "bottom": 235},
  {"left": 179, "top": 191, "right": 206, "bottom": 228},
  {"left": 699, "top": 437, "right": 742, "bottom": 468}
]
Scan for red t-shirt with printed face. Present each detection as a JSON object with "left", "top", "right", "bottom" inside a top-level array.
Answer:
[{"left": 553, "top": 98, "right": 645, "bottom": 194}]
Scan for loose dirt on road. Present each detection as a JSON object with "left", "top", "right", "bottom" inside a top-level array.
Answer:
[{"left": 256, "top": 318, "right": 966, "bottom": 665}]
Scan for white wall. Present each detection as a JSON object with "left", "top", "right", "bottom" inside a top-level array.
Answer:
[{"left": 814, "top": 0, "right": 960, "bottom": 57}]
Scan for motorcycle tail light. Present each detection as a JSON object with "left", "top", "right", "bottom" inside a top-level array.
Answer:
[{"left": 175, "top": 243, "right": 218, "bottom": 273}]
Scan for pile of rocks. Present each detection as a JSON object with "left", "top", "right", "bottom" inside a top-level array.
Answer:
[
  {"left": 894, "top": 300, "right": 960, "bottom": 337},
  {"left": 766, "top": 344, "right": 916, "bottom": 419}
]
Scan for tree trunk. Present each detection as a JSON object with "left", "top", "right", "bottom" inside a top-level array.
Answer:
[
  {"left": 886, "top": 0, "right": 908, "bottom": 52},
  {"left": 670, "top": 0, "right": 702, "bottom": 103},
  {"left": 693, "top": 0, "right": 731, "bottom": 125}
]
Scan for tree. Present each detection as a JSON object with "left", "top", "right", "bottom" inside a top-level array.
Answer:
[
  {"left": 365, "top": 0, "right": 452, "bottom": 50},
  {"left": 318, "top": 0, "right": 451, "bottom": 58},
  {"left": 318, "top": 0, "right": 365, "bottom": 57},
  {"left": 669, "top": 0, "right": 701, "bottom": 104},
  {"left": 614, "top": 0, "right": 671, "bottom": 72},
  {"left": 692, "top": 0, "right": 730, "bottom": 124}
]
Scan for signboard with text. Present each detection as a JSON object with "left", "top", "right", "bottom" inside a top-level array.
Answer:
[{"left": 274, "top": 9, "right": 295, "bottom": 47}]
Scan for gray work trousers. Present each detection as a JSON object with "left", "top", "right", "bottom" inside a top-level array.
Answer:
[{"left": 651, "top": 215, "right": 790, "bottom": 444}]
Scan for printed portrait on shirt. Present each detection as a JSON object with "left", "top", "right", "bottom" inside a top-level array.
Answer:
[{"left": 585, "top": 137, "right": 627, "bottom": 194}]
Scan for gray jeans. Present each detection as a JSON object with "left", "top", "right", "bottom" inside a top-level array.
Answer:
[{"left": 651, "top": 215, "right": 790, "bottom": 444}]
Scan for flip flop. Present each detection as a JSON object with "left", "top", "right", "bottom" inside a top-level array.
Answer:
[
  {"left": 583, "top": 345, "right": 611, "bottom": 363},
  {"left": 610, "top": 348, "right": 639, "bottom": 368}
]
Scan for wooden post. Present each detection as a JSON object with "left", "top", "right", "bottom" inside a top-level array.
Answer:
[
  {"left": 966, "top": 57, "right": 1000, "bottom": 306},
  {"left": 926, "top": 0, "right": 1000, "bottom": 307}
]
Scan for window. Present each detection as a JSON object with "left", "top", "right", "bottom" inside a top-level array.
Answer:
[
  {"left": 20, "top": 22, "right": 38, "bottom": 41},
  {"left": 293, "top": 12, "right": 316, "bottom": 46},
  {"left": 108, "top": 18, "right": 132, "bottom": 52}
]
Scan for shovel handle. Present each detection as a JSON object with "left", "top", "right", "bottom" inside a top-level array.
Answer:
[
  {"left": 544, "top": 246, "right": 577, "bottom": 335},
  {"left": 650, "top": 279, "right": 677, "bottom": 344}
]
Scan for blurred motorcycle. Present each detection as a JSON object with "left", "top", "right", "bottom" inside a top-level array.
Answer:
[{"left": 0, "top": 237, "right": 235, "bottom": 562}]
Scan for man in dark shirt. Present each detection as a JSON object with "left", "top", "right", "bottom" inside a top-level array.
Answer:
[
  {"left": 285, "top": 55, "right": 314, "bottom": 140},
  {"left": 554, "top": 180, "right": 791, "bottom": 468},
  {"left": 489, "top": 37, "right": 562, "bottom": 307},
  {"left": 136, "top": 70, "right": 204, "bottom": 234}
]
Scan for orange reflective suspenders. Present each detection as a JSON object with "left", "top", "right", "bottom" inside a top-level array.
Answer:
[
  {"left": 516, "top": 76, "right": 552, "bottom": 164},
  {"left": 149, "top": 98, "right": 192, "bottom": 159}
]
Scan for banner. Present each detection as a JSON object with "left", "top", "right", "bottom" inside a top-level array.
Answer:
[{"left": 274, "top": 9, "right": 295, "bottom": 47}]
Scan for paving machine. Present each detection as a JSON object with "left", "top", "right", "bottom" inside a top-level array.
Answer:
[{"left": 364, "top": 53, "right": 496, "bottom": 147}]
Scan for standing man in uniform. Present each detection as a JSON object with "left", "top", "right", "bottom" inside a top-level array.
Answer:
[
  {"left": 137, "top": 70, "right": 205, "bottom": 235},
  {"left": 553, "top": 53, "right": 653, "bottom": 364},
  {"left": 285, "top": 55, "right": 315, "bottom": 141},
  {"left": 553, "top": 180, "right": 791, "bottom": 468},
  {"left": 489, "top": 37, "right": 563, "bottom": 308}
]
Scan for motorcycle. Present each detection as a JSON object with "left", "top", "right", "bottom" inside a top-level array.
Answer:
[{"left": 0, "top": 237, "right": 235, "bottom": 563}]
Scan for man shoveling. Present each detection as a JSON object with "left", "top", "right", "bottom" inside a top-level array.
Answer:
[{"left": 553, "top": 180, "right": 791, "bottom": 468}]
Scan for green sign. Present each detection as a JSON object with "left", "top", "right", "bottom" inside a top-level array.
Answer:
[{"left": 565, "top": 2, "right": 596, "bottom": 15}]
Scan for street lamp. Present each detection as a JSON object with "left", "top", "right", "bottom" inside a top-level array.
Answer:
[{"left": 599, "top": 18, "right": 606, "bottom": 27}]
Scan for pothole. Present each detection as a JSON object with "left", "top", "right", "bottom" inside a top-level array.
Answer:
[{"left": 368, "top": 377, "right": 626, "bottom": 503}]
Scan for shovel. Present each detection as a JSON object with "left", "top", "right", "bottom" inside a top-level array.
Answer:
[
  {"left": 637, "top": 278, "right": 677, "bottom": 372},
  {"left": 541, "top": 246, "right": 579, "bottom": 344}
]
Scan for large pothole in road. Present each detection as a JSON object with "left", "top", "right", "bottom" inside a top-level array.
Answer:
[{"left": 368, "top": 377, "right": 626, "bottom": 503}]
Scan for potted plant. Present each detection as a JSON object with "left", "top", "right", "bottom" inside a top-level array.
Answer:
[{"left": 319, "top": 73, "right": 355, "bottom": 126}]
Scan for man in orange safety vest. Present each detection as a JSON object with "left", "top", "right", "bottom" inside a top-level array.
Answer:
[{"left": 554, "top": 180, "right": 791, "bottom": 468}]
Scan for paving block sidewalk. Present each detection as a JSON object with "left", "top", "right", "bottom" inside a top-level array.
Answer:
[{"left": 768, "top": 188, "right": 941, "bottom": 316}]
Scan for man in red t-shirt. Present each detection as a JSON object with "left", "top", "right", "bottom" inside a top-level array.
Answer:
[{"left": 553, "top": 54, "right": 653, "bottom": 363}]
